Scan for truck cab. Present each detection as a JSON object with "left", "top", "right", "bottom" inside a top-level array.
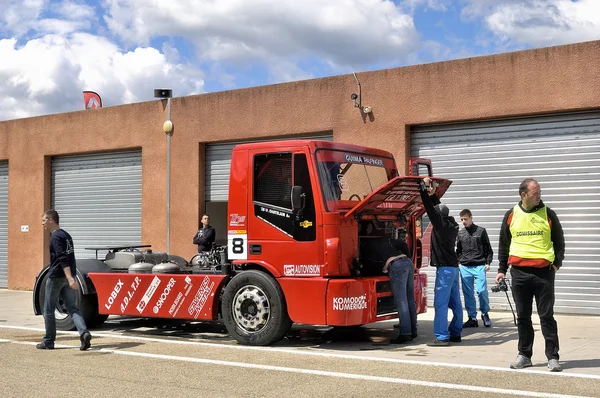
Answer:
[{"left": 221, "top": 140, "right": 450, "bottom": 344}]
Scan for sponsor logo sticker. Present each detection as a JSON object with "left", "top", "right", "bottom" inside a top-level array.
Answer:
[
  {"left": 332, "top": 294, "right": 368, "bottom": 311},
  {"left": 153, "top": 278, "right": 176, "bottom": 314},
  {"left": 136, "top": 276, "right": 161, "bottom": 313},
  {"left": 283, "top": 264, "right": 321, "bottom": 277},
  {"left": 188, "top": 276, "right": 215, "bottom": 319}
]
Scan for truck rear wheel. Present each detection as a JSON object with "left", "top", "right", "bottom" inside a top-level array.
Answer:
[
  {"left": 222, "top": 270, "right": 292, "bottom": 346},
  {"left": 37, "top": 273, "right": 107, "bottom": 330}
]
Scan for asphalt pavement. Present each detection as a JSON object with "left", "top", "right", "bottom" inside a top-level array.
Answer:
[{"left": 1, "top": 289, "right": 600, "bottom": 397}]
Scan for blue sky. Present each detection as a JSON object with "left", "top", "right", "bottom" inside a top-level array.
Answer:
[{"left": 0, "top": 0, "right": 599, "bottom": 121}]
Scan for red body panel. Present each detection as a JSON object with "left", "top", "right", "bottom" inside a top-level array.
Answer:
[{"left": 89, "top": 273, "right": 226, "bottom": 321}]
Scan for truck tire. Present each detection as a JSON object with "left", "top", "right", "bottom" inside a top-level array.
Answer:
[
  {"left": 37, "top": 273, "right": 106, "bottom": 330},
  {"left": 222, "top": 270, "right": 292, "bottom": 346}
]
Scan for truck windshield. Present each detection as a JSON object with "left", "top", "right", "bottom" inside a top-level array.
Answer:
[{"left": 315, "top": 150, "right": 398, "bottom": 212}]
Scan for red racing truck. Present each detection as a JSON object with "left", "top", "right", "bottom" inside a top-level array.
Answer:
[{"left": 33, "top": 140, "right": 450, "bottom": 345}]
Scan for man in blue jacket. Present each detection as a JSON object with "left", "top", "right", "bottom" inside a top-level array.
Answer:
[{"left": 419, "top": 177, "right": 462, "bottom": 346}]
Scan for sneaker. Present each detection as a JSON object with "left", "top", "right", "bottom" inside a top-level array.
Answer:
[
  {"left": 427, "top": 338, "right": 450, "bottom": 347},
  {"left": 36, "top": 342, "right": 54, "bottom": 350},
  {"left": 449, "top": 335, "right": 462, "bottom": 343},
  {"left": 482, "top": 313, "right": 492, "bottom": 327},
  {"left": 548, "top": 359, "right": 562, "bottom": 372},
  {"left": 463, "top": 317, "right": 479, "bottom": 328},
  {"left": 390, "top": 335, "right": 412, "bottom": 344},
  {"left": 510, "top": 355, "right": 533, "bottom": 369},
  {"left": 80, "top": 332, "right": 92, "bottom": 351}
]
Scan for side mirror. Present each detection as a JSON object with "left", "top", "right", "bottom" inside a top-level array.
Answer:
[{"left": 291, "top": 185, "right": 305, "bottom": 210}]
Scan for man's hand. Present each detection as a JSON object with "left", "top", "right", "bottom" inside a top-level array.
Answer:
[
  {"left": 68, "top": 277, "right": 78, "bottom": 290},
  {"left": 552, "top": 264, "right": 559, "bottom": 272},
  {"left": 496, "top": 273, "right": 505, "bottom": 283},
  {"left": 485, "top": 264, "right": 490, "bottom": 271},
  {"left": 422, "top": 177, "right": 436, "bottom": 196}
]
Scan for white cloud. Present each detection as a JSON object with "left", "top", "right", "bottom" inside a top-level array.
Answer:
[
  {"left": 0, "top": 33, "right": 204, "bottom": 120},
  {"left": 102, "top": 0, "right": 422, "bottom": 69},
  {"left": 462, "top": 0, "right": 600, "bottom": 47}
]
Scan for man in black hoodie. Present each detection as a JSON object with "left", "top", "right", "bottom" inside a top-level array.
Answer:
[
  {"left": 419, "top": 177, "right": 462, "bottom": 346},
  {"left": 193, "top": 214, "right": 216, "bottom": 252}
]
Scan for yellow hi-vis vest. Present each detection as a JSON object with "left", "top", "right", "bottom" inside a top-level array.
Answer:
[{"left": 509, "top": 204, "right": 555, "bottom": 262}]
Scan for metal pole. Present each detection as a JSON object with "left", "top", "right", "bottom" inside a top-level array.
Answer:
[{"left": 166, "top": 98, "right": 171, "bottom": 254}]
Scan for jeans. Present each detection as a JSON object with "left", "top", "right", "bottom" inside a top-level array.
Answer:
[
  {"left": 43, "top": 276, "right": 89, "bottom": 345},
  {"left": 433, "top": 266, "right": 463, "bottom": 340},
  {"left": 459, "top": 265, "right": 490, "bottom": 318},
  {"left": 511, "top": 266, "right": 559, "bottom": 360},
  {"left": 388, "top": 257, "right": 417, "bottom": 336}
]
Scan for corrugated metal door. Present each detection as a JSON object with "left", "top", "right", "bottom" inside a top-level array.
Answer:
[
  {"left": 411, "top": 111, "right": 600, "bottom": 315},
  {"left": 0, "top": 162, "right": 8, "bottom": 288},
  {"left": 51, "top": 150, "right": 142, "bottom": 260},
  {"left": 205, "top": 133, "right": 334, "bottom": 201}
]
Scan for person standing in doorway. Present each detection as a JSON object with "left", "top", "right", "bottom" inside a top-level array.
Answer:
[
  {"left": 37, "top": 210, "right": 92, "bottom": 351},
  {"left": 457, "top": 209, "right": 494, "bottom": 328},
  {"left": 419, "top": 177, "right": 462, "bottom": 346},
  {"left": 497, "top": 178, "right": 565, "bottom": 372},
  {"left": 193, "top": 214, "right": 216, "bottom": 252}
]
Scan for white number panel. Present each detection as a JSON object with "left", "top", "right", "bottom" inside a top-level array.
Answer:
[{"left": 228, "top": 234, "right": 248, "bottom": 260}]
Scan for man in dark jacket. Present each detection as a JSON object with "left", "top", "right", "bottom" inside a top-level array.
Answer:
[
  {"left": 457, "top": 209, "right": 494, "bottom": 328},
  {"left": 419, "top": 177, "right": 461, "bottom": 346},
  {"left": 37, "top": 209, "right": 92, "bottom": 351},
  {"left": 497, "top": 178, "right": 565, "bottom": 372},
  {"left": 193, "top": 214, "right": 216, "bottom": 252}
]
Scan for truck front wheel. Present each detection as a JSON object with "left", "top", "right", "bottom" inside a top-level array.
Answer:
[
  {"left": 222, "top": 270, "right": 292, "bottom": 346},
  {"left": 37, "top": 273, "right": 107, "bottom": 330}
]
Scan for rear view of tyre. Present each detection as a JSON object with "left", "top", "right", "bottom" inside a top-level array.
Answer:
[
  {"left": 37, "top": 273, "right": 107, "bottom": 330},
  {"left": 222, "top": 270, "right": 292, "bottom": 346}
]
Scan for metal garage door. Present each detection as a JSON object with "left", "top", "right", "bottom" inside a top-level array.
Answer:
[
  {"left": 411, "top": 111, "right": 600, "bottom": 315},
  {"left": 0, "top": 162, "right": 7, "bottom": 288},
  {"left": 51, "top": 150, "right": 142, "bottom": 259},
  {"left": 205, "top": 133, "right": 334, "bottom": 201}
]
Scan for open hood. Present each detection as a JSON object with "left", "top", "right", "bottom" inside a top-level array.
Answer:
[{"left": 344, "top": 176, "right": 452, "bottom": 220}]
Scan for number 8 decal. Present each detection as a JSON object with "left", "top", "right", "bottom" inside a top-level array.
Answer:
[{"left": 228, "top": 234, "right": 248, "bottom": 260}]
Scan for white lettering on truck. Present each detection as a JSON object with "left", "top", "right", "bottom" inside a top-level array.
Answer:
[
  {"left": 153, "top": 278, "right": 176, "bottom": 314},
  {"left": 104, "top": 280, "right": 124, "bottom": 310},
  {"left": 332, "top": 294, "right": 367, "bottom": 311}
]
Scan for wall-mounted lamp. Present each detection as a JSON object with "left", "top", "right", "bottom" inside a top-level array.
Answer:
[{"left": 351, "top": 73, "right": 372, "bottom": 114}]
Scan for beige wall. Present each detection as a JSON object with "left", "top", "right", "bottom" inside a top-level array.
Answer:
[{"left": 1, "top": 40, "right": 599, "bottom": 290}]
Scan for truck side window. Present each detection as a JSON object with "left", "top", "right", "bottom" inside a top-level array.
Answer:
[
  {"left": 253, "top": 153, "right": 292, "bottom": 209},
  {"left": 293, "top": 153, "right": 316, "bottom": 241}
]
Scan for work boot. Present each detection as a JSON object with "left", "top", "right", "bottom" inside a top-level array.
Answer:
[
  {"left": 481, "top": 313, "right": 492, "bottom": 327},
  {"left": 548, "top": 359, "right": 562, "bottom": 372},
  {"left": 427, "top": 338, "right": 449, "bottom": 347},
  {"left": 390, "top": 335, "right": 412, "bottom": 344},
  {"left": 36, "top": 342, "right": 54, "bottom": 350},
  {"left": 510, "top": 355, "right": 533, "bottom": 369},
  {"left": 80, "top": 332, "right": 92, "bottom": 351},
  {"left": 463, "top": 317, "right": 478, "bottom": 328}
]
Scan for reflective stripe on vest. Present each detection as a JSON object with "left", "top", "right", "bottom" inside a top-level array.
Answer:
[{"left": 509, "top": 204, "right": 555, "bottom": 262}]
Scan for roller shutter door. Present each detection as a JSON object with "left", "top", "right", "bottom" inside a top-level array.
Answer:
[
  {"left": 411, "top": 111, "right": 600, "bottom": 315},
  {"left": 205, "top": 133, "right": 333, "bottom": 201},
  {"left": 51, "top": 150, "right": 142, "bottom": 260},
  {"left": 0, "top": 162, "right": 7, "bottom": 288}
]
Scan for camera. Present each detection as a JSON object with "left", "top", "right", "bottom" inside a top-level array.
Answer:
[{"left": 491, "top": 277, "right": 509, "bottom": 293}]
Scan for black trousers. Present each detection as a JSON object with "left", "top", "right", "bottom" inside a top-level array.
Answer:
[{"left": 510, "top": 266, "right": 559, "bottom": 360}]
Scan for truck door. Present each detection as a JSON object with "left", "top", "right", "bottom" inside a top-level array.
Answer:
[{"left": 248, "top": 149, "right": 321, "bottom": 275}]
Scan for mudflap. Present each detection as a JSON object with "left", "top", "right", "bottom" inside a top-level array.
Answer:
[
  {"left": 88, "top": 273, "right": 227, "bottom": 320},
  {"left": 415, "top": 272, "right": 427, "bottom": 314}
]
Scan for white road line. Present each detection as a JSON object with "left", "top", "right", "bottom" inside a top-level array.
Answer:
[
  {"left": 2, "top": 324, "right": 599, "bottom": 380},
  {"left": 0, "top": 338, "right": 591, "bottom": 398}
]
